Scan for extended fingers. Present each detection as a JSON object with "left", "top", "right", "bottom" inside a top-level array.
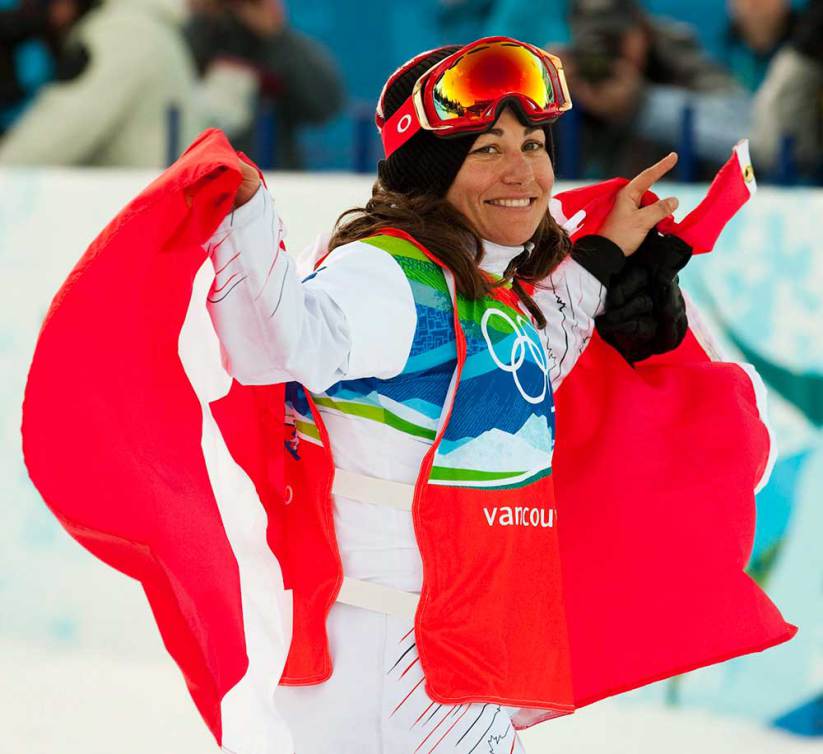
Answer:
[
  {"left": 636, "top": 196, "right": 679, "bottom": 230},
  {"left": 624, "top": 152, "right": 678, "bottom": 204}
]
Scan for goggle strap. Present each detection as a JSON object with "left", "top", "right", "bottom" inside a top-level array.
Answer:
[{"left": 381, "top": 96, "right": 423, "bottom": 159}]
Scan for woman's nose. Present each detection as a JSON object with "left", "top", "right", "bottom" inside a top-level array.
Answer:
[{"left": 501, "top": 151, "right": 533, "bottom": 184}]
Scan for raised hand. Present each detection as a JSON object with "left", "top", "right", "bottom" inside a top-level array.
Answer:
[
  {"left": 233, "top": 156, "right": 262, "bottom": 209},
  {"left": 598, "top": 153, "right": 680, "bottom": 257}
]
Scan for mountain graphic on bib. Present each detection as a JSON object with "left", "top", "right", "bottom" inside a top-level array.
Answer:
[{"left": 437, "top": 413, "right": 553, "bottom": 473}]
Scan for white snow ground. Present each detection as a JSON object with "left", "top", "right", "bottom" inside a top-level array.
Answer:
[{"left": 3, "top": 637, "right": 817, "bottom": 754}]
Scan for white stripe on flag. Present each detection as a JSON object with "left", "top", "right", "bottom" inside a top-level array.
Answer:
[
  {"left": 740, "top": 362, "right": 778, "bottom": 494},
  {"left": 734, "top": 139, "right": 757, "bottom": 197},
  {"left": 179, "top": 260, "right": 294, "bottom": 754}
]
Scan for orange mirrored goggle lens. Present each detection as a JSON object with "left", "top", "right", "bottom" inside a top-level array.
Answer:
[{"left": 430, "top": 42, "right": 563, "bottom": 123}]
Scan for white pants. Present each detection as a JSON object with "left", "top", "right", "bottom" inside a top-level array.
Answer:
[{"left": 275, "top": 602, "right": 527, "bottom": 754}]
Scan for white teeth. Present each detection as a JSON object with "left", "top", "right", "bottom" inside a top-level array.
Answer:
[{"left": 488, "top": 198, "right": 531, "bottom": 207}]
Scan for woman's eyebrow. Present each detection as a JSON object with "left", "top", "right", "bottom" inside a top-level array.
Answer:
[{"left": 481, "top": 126, "right": 542, "bottom": 137}]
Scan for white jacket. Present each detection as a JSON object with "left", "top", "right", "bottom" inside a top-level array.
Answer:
[{"left": 205, "top": 185, "right": 607, "bottom": 592}]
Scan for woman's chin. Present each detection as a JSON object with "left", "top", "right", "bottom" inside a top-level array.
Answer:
[
  {"left": 484, "top": 227, "right": 537, "bottom": 247},
  {"left": 481, "top": 214, "right": 543, "bottom": 248}
]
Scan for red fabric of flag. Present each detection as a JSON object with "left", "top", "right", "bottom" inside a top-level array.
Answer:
[{"left": 22, "top": 130, "right": 255, "bottom": 743}]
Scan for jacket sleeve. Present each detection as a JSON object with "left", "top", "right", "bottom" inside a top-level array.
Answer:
[
  {"left": 531, "top": 235, "right": 626, "bottom": 390},
  {"left": 532, "top": 256, "right": 605, "bottom": 392},
  {"left": 750, "top": 47, "right": 823, "bottom": 172},
  {"left": 205, "top": 185, "right": 416, "bottom": 392},
  {"left": 749, "top": 0, "right": 823, "bottom": 172}
]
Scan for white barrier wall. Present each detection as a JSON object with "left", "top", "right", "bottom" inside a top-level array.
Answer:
[{"left": 1, "top": 168, "right": 820, "bottom": 753}]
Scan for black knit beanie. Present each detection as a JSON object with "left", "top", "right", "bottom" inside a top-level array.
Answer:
[
  {"left": 377, "top": 46, "right": 468, "bottom": 198},
  {"left": 377, "top": 46, "right": 556, "bottom": 198}
]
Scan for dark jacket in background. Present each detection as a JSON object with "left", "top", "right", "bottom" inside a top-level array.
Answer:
[
  {"left": 750, "top": 0, "right": 823, "bottom": 175},
  {"left": 185, "top": 17, "right": 344, "bottom": 169},
  {"left": 563, "top": 18, "right": 740, "bottom": 178},
  {"left": 0, "top": 5, "right": 60, "bottom": 132}
]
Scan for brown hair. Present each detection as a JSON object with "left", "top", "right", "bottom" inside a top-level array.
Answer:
[{"left": 328, "top": 182, "right": 571, "bottom": 329}]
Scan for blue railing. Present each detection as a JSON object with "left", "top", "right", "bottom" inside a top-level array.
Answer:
[
  {"left": 253, "top": 105, "right": 277, "bottom": 171},
  {"left": 166, "top": 104, "right": 806, "bottom": 186},
  {"left": 676, "top": 105, "right": 698, "bottom": 183},
  {"left": 165, "top": 106, "right": 180, "bottom": 170}
]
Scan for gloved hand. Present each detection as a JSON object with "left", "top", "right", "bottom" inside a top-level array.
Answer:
[
  {"left": 595, "top": 264, "right": 657, "bottom": 363},
  {"left": 596, "top": 232, "right": 692, "bottom": 363},
  {"left": 630, "top": 229, "right": 692, "bottom": 283}
]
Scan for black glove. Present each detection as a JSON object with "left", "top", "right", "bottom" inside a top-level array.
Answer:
[
  {"left": 595, "top": 232, "right": 692, "bottom": 364},
  {"left": 633, "top": 231, "right": 692, "bottom": 357},
  {"left": 630, "top": 229, "right": 692, "bottom": 283},
  {"left": 595, "top": 264, "right": 659, "bottom": 363}
]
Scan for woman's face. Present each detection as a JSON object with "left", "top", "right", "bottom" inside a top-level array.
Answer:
[{"left": 445, "top": 108, "right": 555, "bottom": 247}]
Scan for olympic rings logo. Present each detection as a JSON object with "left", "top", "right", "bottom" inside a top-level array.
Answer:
[{"left": 481, "top": 308, "right": 549, "bottom": 405}]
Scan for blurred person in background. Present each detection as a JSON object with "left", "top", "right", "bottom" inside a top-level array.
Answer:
[
  {"left": 749, "top": 0, "right": 822, "bottom": 177},
  {"left": 0, "top": 0, "right": 202, "bottom": 167},
  {"left": 0, "top": 0, "right": 98, "bottom": 134},
  {"left": 185, "top": 0, "right": 343, "bottom": 169},
  {"left": 561, "top": 0, "right": 749, "bottom": 177},
  {"left": 722, "top": 0, "right": 796, "bottom": 92}
]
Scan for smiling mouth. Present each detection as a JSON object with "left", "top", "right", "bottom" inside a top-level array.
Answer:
[{"left": 485, "top": 198, "right": 536, "bottom": 208}]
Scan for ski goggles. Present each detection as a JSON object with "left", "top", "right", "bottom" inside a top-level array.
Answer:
[{"left": 376, "top": 36, "right": 573, "bottom": 159}]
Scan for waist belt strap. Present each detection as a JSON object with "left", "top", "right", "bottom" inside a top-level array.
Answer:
[
  {"left": 331, "top": 467, "right": 415, "bottom": 512},
  {"left": 336, "top": 576, "right": 419, "bottom": 619},
  {"left": 330, "top": 469, "right": 419, "bottom": 616}
]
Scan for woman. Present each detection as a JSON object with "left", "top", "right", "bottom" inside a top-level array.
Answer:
[{"left": 204, "top": 37, "right": 689, "bottom": 752}]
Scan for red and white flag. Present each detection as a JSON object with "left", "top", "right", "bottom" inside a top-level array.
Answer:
[{"left": 22, "top": 132, "right": 794, "bottom": 750}]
